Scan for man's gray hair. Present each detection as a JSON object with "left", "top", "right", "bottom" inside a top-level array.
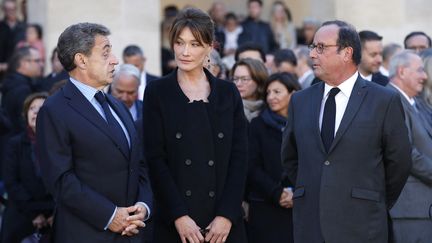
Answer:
[
  {"left": 383, "top": 43, "right": 402, "bottom": 62},
  {"left": 113, "top": 64, "right": 141, "bottom": 85},
  {"left": 388, "top": 50, "right": 416, "bottom": 79}
]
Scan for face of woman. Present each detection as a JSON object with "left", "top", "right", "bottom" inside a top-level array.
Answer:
[
  {"left": 233, "top": 65, "right": 258, "bottom": 100},
  {"left": 273, "top": 4, "right": 286, "bottom": 22},
  {"left": 27, "top": 98, "right": 45, "bottom": 132},
  {"left": 26, "top": 26, "right": 39, "bottom": 43},
  {"left": 173, "top": 27, "right": 211, "bottom": 73},
  {"left": 266, "top": 81, "right": 292, "bottom": 117}
]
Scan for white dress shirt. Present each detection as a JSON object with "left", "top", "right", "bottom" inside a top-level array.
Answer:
[{"left": 319, "top": 72, "right": 358, "bottom": 135}]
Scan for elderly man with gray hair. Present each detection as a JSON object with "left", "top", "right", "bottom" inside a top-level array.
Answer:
[
  {"left": 111, "top": 64, "right": 142, "bottom": 121},
  {"left": 387, "top": 50, "right": 432, "bottom": 243}
]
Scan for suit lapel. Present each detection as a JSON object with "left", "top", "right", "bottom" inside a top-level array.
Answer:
[
  {"left": 63, "top": 81, "right": 131, "bottom": 160},
  {"left": 329, "top": 77, "right": 368, "bottom": 153},
  {"left": 312, "top": 82, "right": 326, "bottom": 153}
]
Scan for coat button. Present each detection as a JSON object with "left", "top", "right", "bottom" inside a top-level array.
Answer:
[
  {"left": 208, "top": 160, "right": 214, "bottom": 166},
  {"left": 324, "top": 160, "right": 330, "bottom": 165},
  {"left": 185, "top": 159, "right": 192, "bottom": 166},
  {"left": 185, "top": 190, "right": 192, "bottom": 197},
  {"left": 208, "top": 191, "right": 215, "bottom": 198},
  {"left": 217, "top": 132, "right": 224, "bottom": 139},
  {"left": 176, "top": 132, "right": 182, "bottom": 139}
]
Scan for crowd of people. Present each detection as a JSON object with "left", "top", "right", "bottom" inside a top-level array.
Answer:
[{"left": 0, "top": 0, "right": 431, "bottom": 242}]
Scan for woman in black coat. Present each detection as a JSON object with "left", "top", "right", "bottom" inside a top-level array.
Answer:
[
  {"left": 247, "top": 73, "right": 301, "bottom": 243},
  {"left": 143, "top": 8, "right": 248, "bottom": 243},
  {"left": 1, "top": 92, "right": 54, "bottom": 243}
]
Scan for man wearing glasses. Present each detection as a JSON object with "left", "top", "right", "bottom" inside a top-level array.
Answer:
[
  {"left": 1, "top": 46, "right": 42, "bottom": 134},
  {"left": 282, "top": 20, "right": 412, "bottom": 243}
]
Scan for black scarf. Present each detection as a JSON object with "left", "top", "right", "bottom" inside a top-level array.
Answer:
[{"left": 261, "top": 107, "right": 287, "bottom": 132}]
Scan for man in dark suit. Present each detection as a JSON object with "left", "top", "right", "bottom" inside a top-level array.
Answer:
[
  {"left": 281, "top": 20, "right": 412, "bottom": 243},
  {"left": 358, "top": 30, "right": 389, "bottom": 86},
  {"left": 122, "top": 45, "right": 158, "bottom": 100},
  {"left": 387, "top": 50, "right": 432, "bottom": 243},
  {"left": 36, "top": 22, "right": 152, "bottom": 243},
  {"left": 111, "top": 64, "right": 142, "bottom": 121}
]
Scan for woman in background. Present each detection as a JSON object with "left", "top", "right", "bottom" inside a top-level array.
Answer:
[
  {"left": 270, "top": 1, "right": 297, "bottom": 49},
  {"left": 1, "top": 92, "right": 53, "bottom": 243},
  {"left": 231, "top": 58, "right": 268, "bottom": 122},
  {"left": 17, "top": 23, "right": 45, "bottom": 65},
  {"left": 247, "top": 72, "right": 301, "bottom": 243}
]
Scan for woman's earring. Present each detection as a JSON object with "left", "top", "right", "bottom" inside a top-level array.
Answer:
[{"left": 207, "top": 57, "right": 211, "bottom": 69}]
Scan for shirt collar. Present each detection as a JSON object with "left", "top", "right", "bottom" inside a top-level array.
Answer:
[
  {"left": 389, "top": 82, "right": 415, "bottom": 106},
  {"left": 69, "top": 77, "right": 101, "bottom": 102},
  {"left": 323, "top": 72, "right": 358, "bottom": 99},
  {"left": 359, "top": 72, "right": 372, "bottom": 81}
]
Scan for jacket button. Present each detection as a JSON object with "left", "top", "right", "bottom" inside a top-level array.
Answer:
[
  {"left": 208, "top": 191, "right": 215, "bottom": 198},
  {"left": 185, "top": 190, "right": 192, "bottom": 197},
  {"left": 208, "top": 160, "right": 214, "bottom": 166},
  {"left": 185, "top": 159, "right": 192, "bottom": 166},
  {"left": 217, "top": 132, "right": 224, "bottom": 139},
  {"left": 176, "top": 132, "right": 182, "bottom": 139},
  {"left": 324, "top": 161, "right": 330, "bottom": 165}
]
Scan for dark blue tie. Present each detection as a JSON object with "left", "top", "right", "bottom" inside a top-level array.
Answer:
[
  {"left": 94, "top": 91, "right": 129, "bottom": 158},
  {"left": 321, "top": 88, "right": 340, "bottom": 152}
]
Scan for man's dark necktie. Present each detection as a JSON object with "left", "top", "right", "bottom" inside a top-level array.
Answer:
[
  {"left": 94, "top": 91, "right": 129, "bottom": 157},
  {"left": 321, "top": 87, "right": 340, "bottom": 152}
]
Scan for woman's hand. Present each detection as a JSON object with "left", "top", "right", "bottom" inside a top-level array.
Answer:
[
  {"left": 32, "top": 214, "right": 47, "bottom": 229},
  {"left": 174, "top": 215, "right": 204, "bottom": 243},
  {"left": 205, "top": 216, "right": 232, "bottom": 243}
]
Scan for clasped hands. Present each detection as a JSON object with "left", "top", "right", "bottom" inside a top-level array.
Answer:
[
  {"left": 174, "top": 215, "right": 232, "bottom": 243},
  {"left": 108, "top": 204, "right": 147, "bottom": 236},
  {"left": 279, "top": 188, "right": 293, "bottom": 208}
]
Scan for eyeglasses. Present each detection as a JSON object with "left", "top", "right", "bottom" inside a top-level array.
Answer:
[
  {"left": 25, "top": 58, "right": 42, "bottom": 63},
  {"left": 231, "top": 76, "right": 252, "bottom": 84},
  {"left": 308, "top": 43, "right": 339, "bottom": 54}
]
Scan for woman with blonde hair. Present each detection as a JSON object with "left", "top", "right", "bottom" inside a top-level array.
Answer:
[{"left": 270, "top": 1, "right": 297, "bottom": 49}]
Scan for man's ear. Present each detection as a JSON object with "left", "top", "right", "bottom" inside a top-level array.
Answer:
[
  {"left": 343, "top": 46, "right": 354, "bottom": 62},
  {"left": 74, "top": 53, "right": 87, "bottom": 69}
]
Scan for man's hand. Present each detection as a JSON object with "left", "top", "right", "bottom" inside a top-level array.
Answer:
[
  {"left": 205, "top": 216, "right": 232, "bottom": 243},
  {"left": 174, "top": 215, "right": 204, "bottom": 243},
  {"left": 121, "top": 204, "right": 147, "bottom": 236},
  {"left": 108, "top": 206, "right": 136, "bottom": 233},
  {"left": 279, "top": 188, "right": 293, "bottom": 208},
  {"left": 32, "top": 214, "right": 47, "bottom": 229}
]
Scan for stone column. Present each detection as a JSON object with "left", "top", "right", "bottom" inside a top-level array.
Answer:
[{"left": 27, "top": 0, "right": 161, "bottom": 75}]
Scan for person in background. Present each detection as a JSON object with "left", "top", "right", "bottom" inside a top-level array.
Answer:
[
  {"left": 1, "top": 46, "right": 42, "bottom": 134},
  {"left": 234, "top": 42, "right": 266, "bottom": 63},
  {"left": 404, "top": 31, "right": 431, "bottom": 53},
  {"left": 143, "top": 7, "right": 248, "bottom": 243},
  {"left": 270, "top": 1, "right": 297, "bottom": 49},
  {"left": 220, "top": 12, "right": 246, "bottom": 70},
  {"left": 111, "top": 64, "right": 142, "bottom": 121},
  {"left": 122, "top": 45, "right": 159, "bottom": 100},
  {"left": 231, "top": 58, "right": 268, "bottom": 122},
  {"left": 358, "top": 30, "right": 389, "bottom": 86},
  {"left": 247, "top": 72, "right": 300, "bottom": 243},
  {"left": 387, "top": 50, "right": 432, "bottom": 243},
  {"left": 270, "top": 48, "right": 297, "bottom": 74},
  {"left": 379, "top": 43, "right": 402, "bottom": 77},
  {"left": 297, "top": 17, "right": 320, "bottom": 46},
  {"left": 207, "top": 49, "right": 227, "bottom": 80},
  {"left": 0, "top": 0, "right": 26, "bottom": 74},
  {"left": 1, "top": 92, "right": 54, "bottom": 243},
  {"left": 38, "top": 47, "right": 69, "bottom": 92},
  {"left": 417, "top": 48, "right": 432, "bottom": 125},
  {"left": 241, "top": 0, "right": 277, "bottom": 54},
  {"left": 17, "top": 23, "right": 46, "bottom": 67},
  {"left": 294, "top": 45, "right": 315, "bottom": 89}
]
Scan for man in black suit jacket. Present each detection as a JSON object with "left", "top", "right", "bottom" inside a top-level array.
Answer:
[
  {"left": 358, "top": 30, "right": 389, "bottom": 86},
  {"left": 36, "top": 23, "right": 152, "bottom": 243},
  {"left": 122, "top": 45, "right": 159, "bottom": 100},
  {"left": 282, "top": 20, "right": 411, "bottom": 243}
]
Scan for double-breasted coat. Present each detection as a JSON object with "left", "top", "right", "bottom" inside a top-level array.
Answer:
[{"left": 143, "top": 69, "right": 248, "bottom": 242}]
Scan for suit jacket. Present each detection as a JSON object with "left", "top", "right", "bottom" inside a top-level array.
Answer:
[
  {"left": 241, "top": 17, "right": 277, "bottom": 54},
  {"left": 388, "top": 85, "right": 432, "bottom": 219},
  {"left": 146, "top": 73, "right": 158, "bottom": 83},
  {"left": 281, "top": 76, "right": 412, "bottom": 243},
  {"left": 143, "top": 69, "right": 248, "bottom": 242},
  {"left": 134, "top": 100, "right": 143, "bottom": 121},
  {"left": 372, "top": 72, "right": 389, "bottom": 86},
  {"left": 36, "top": 80, "right": 152, "bottom": 243}
]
